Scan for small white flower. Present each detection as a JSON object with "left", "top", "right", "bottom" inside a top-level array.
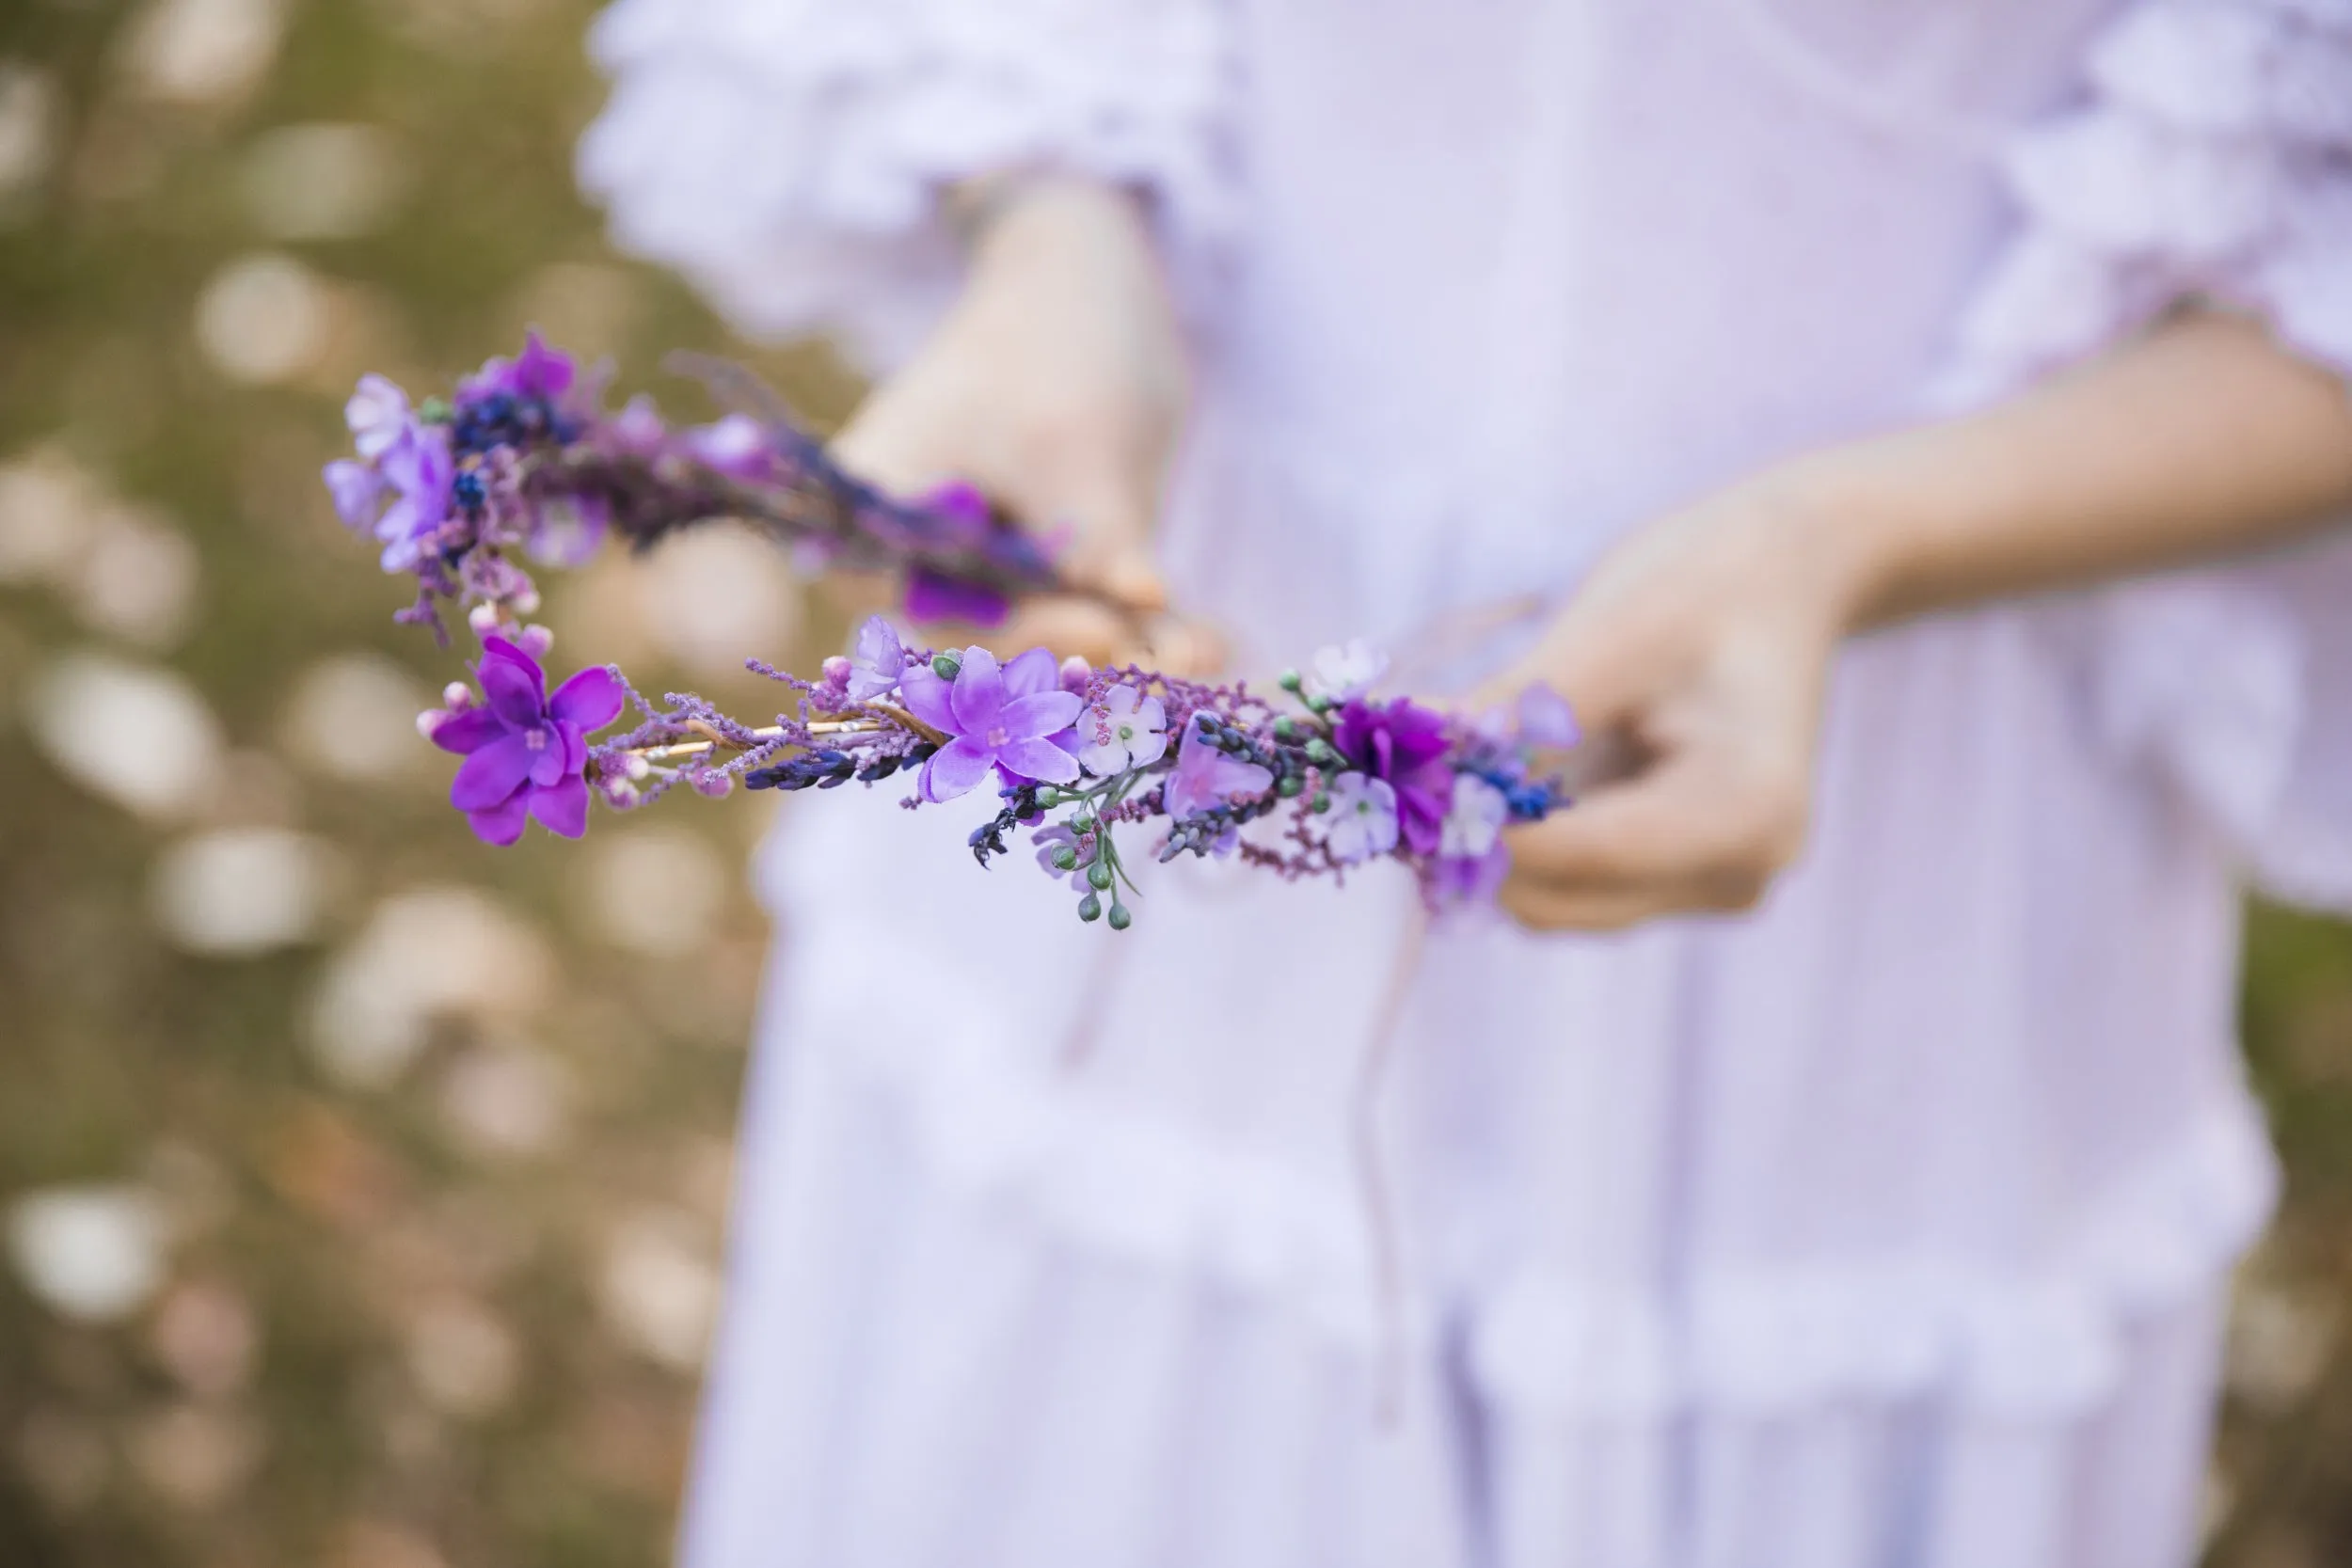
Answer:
[
  {"left": 1077, "top": 684, "right": 1168, "bottom": 776},
  {"left": 344, "top": 372, "right": 409, "bottom": 460},
  {"left": 1318, "top": 772, "right": 1399, "bottom": 863},
  {"left": 1301, "top": 639, "right": 1389, "bottom": 704},
  {"left": 1439, "top": 774, "right": 1510, "bottom": 860}
]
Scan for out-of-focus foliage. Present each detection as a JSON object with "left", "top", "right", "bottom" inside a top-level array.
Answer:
[
  {"left": 2, "top": 3, "right": 2352, "bottom": 1567},
  {"left": 0, "top": 3, "right": 854, "bottom": 1565}
]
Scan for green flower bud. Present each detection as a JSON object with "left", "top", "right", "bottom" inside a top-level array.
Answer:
[
  {"left": 1031, "top": 785, "right": 1059, "bottom": 809},
  {"left": 1051, "top": 847, "right": 1079, "bottom": 871},
  {"left": 1077, "top": 893, "right": 1103, "bottom": 922},
  {"left": 930, "top": 652, "right": 962, "bottom": 681},
  {"left": 1277, "top": 774, "right": 1303, "bottom": 798},
  {"left": 1278, "top": 670, "right": 1304, "bottom": 694},
  {"left": 1107, "top": 903, "right": 1133, "bottom": 931},
  {"left": 418, "top": 395, "right": 453, "bottom": 424},
  {"left": 1311, "top": 792, "right": 1332, "bottom": 814},
  {"left": 1305, "top": 737, "right": 1336, "bottom": 765},
  {"left": 1273, "top": 717, "right": 1299, "bottom": 741},
  {"left": 1087, "top": 861, "right": 1114, "bottom": 891}
]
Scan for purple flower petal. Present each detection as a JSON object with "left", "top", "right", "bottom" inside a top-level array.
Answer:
[
  {"left": 904, "top": 569, "right": 1009, "bottom": 628},
  {"left": 528, "top": 775, "right": 591, "bottom": 838},
  {"left": 897, "top": 664, "right": 959, "bottom": 734},
  {"left": 429, "top": 706, "right": 505, "bottom": 755},
  {"left": 556, "top": 719, "right": 586, "bottom": 776},
  {"left": 527, "top": 728, "right": 566, "bottom": 788},
  {"left": 919, "top": 479, "right": 993, "bottom": 542},
  {"left": 550, "top": 665, "right": 624, "bottom": 730},
  {"left": 948, "top": 647, "right": 1005, "bottom": 733},
  {"left": 1517, "top": 682, "right": 1581, "bottom": 749},
  {"left": 467, "top": 791, "right": 531, "bottom": 847},
  {"left": 996, "top": 737, "right": 1082, "bottom": 785},
  {"left": 451, "top": 732, "right": 536, "bottom": 811},
  {"left": 479, "top": 657, "right": 544, "bottom": 729},
  {"left": 1000, "top": 645, "right": 1060, "bottom": 699},
  {"left": 921, "top": 736, "right": 997, "bottom": 801},
  {"left": 998, "top": 689, "right": 1083, "bottom": 742},
  {"left": 324, "top": 460, "right": 386, "bottom": 529}
]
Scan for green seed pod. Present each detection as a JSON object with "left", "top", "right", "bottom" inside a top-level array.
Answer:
[
  {"left": 1311, "top": 792, "right": 1332, "bottom": 814},
  {"left": 1305, "top": 738, "right": 1335, "bottom": 765},
  {"left": 418, "top": 395, "right": 453, "bottom": 424},
  {"left": 1077, "top": 893, "right": 1103, "bottom": 922},
  {"left": 1273, "top": 717, "right": 1299, "bottom": 740},
  {"left": 1107, "top": 903, "right": 1133, "bottom": 931},
  {"left": 1031, "top": 785, "right": 1059, "bottom": 809},
  {"left": 1087, "top": 861, "right": 1114, "bottom": 891},
  {"left": 1278, "top": 670, "right": 1304, "bottom": 694},
  {"left": 1277, "top": 774, "right": 1303, "bottom": 798},
  {"left": 930, "top": 652, "right": 962, "bottom": 681},
  {"left": 1051, "top": 847, "right": 1079, "bottom": 871}
]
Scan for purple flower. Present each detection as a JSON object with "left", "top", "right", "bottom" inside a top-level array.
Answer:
[
  {"left": 323, "top": 459, "right": 386, "bottom": 530},
  {"left": 901, "top": 480, "right": 1010, "bottom": 627},
  {"left": 525, "top": 491, "right": 609, "bottom": 568},
  {"left": 846, "top": 615, "right": 909, "bottom": 701},
  {"left": 460, "top": 330, "right": 577, "bottom": 404},
  {"left": 1438, "top": 773, "right": 1509, "bottom": 860},
  {"left": 603, "top": 394, "right": 667, "bottom": 457},
  {"left": 430, "top": 636, "right": 625, "bottom": 845},
  {"left": 374, "top": 424, "right": 455, "bottom": 571},
  {"left": 1319, "top": 772, "right": 1400, "bottom": 863},
  {"left": 1334, "top": 697, "right": 1454, "bottom": 856},
  {"left": 1077, "top": 684, "right": 1168, "bottom": 776},
  {"left": 1428, "top": 845, "right": 1511, "bottom": 907},
  {"left": 345, "top": 373, "right": 410, "bottom": 461},
  {"left": 1516, "top": 682, "right": 1581, "bottom": 749},
  {"left": 1163, "top": 716, "right": 1274, "bottom": 819},
  {"left": 897, "top": 645, "right": 1082, "bottom": 801},
  {"left": 680, "top": 415, "right": 774, "bottom": 483}
]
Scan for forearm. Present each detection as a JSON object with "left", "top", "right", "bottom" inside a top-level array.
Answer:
[{"left": 1786, "top": 311, "right": 2352, "bottom": 633}]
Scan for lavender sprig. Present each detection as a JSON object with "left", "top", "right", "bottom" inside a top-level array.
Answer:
[{"left": 324, "top": 334, "right": 1062, "bottom": 642}]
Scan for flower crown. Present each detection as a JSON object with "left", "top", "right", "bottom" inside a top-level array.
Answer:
[{"left": 328, "top": 338, "right": 1578, "bottom": 925}]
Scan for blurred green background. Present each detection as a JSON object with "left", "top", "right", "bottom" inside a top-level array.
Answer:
[{"left": 0, "top": 3, "right": 2350, "bottom": 1566}]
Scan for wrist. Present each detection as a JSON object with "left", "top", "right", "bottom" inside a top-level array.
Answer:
[{"left": 1750, "top": 438, "right": 1946, "bottom": 638}]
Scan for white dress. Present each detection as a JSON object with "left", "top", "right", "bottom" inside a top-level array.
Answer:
[{"left": 577, "top": 1, "right": 2352, "bottom": 1563}]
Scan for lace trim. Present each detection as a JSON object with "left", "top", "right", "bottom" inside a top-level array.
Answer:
[
  {"left": 578, "top": 0, "right": 1241, "bottom": 368},
  {"left": 826, "top": 1001, "right": 2277, "bottom": 1417}
]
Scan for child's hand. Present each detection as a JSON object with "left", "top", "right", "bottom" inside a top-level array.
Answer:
[
  {"left": 1483, "top": 475, "right": 1860, "bottom": 930},
  {"left": 829, "top": 174, "right": 1220, "bottom": 673}
]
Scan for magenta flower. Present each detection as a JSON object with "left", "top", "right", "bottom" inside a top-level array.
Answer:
[
  {"left": 1163, "top": 716, "right": 1274, "bottom": 818},
  {"left": 897, "top": 645, "right": 1082, "bottom": 801},
  {"left": 1334, "top": 697, "right": 1454, "bottom": 855},
  {"left": 903, "top": 481, "right": 1011, "bottom": 627},
  {"left": 374, "top": 424, "right": 455, "bottom": 571},
  {"left": 430, "top": 636, "right": 625, "bottom": 844},
  {"left": 459, "top": 329, "right": 576, "bottom": 404}
]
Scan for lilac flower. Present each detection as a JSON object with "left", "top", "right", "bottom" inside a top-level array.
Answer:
[
  {"left": 526, "top": 492, "right": 609, "bottom": 568},
  {"left": 897, "top": 646, "right": 1082, "bottom": 801},
  {"left": 845, "top": 615, "right": 909, "bottom": 701},
  {"left": 345, "top": 373, "right": 410, "bottom": 461},
  {"left": 459, "top": 329, "right": 576, "bottom": 404},
  {"left": 430, "top": 636, "right": 625, "bottom": 845},
  {"left": 604, "top": 394, "right": 667, "bottom": 457},
  {"left": 1333, "top": 697, "right": 1454, "bottom": 855},
  {"left": 680, "top": 415, "right": 774, "bottom": 483},
  {"left": 1320, "top": 772, "right": 1400, "bottom": 863},
  {"left": 1032, "top": 822, "right": 1097, "bottom": 888},
  {"left": 374, "top": 424, "right": 455, "bottom": 571},
  {"left": 1301, "top": 638, "right": 1390, "bottom": 704},
  {"left": 323, "top": 459, "right": 386, "bottom": 530},
  {"left": 1517, "top": 682, "right": 1581, "bottom": 749},
  {"left": 1163, "top": 716, "right": 1274, "bottom": 818},
  {"left": 1077, "top": 684, "right": 1168, "bottom": 776},
  {"left": 1439, "top": 773, "right": 1509, "bottom": 859},
  {"left": 1429, "top": 845, "right": 1511, "bottom": 906}
]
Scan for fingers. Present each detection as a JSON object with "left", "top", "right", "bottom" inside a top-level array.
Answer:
[{"left": 1497, "top": 753, "right": 1805, "bottom": 931}]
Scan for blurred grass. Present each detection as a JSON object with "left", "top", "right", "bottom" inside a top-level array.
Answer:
[{"left": 1, "top": 4, "right": 2351, "bottom": 1567}]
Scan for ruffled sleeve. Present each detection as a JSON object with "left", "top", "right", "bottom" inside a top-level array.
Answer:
[
  {"left": 576, "top": 0, "right": 1242, "bottom": 369},
  {"left": 1936, "top": 0, "right": 2352, "bottom": 911}
]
